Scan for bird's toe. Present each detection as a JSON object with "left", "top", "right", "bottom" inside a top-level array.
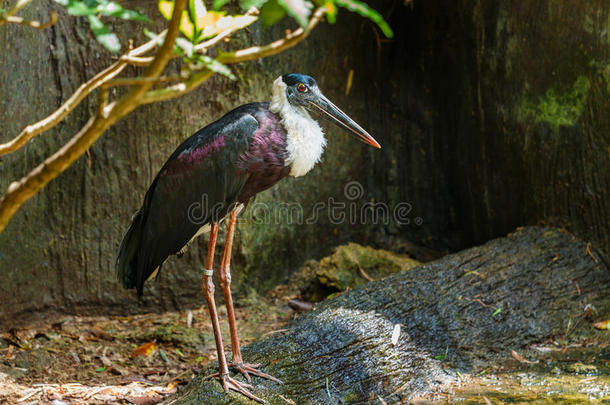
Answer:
[{"left": 222, "top": 374, "right": 263, "bottom": 403}]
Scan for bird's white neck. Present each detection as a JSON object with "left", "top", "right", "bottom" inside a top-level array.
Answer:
[{"left": 270, "top": 77, "right": 326, "bottom": 177}]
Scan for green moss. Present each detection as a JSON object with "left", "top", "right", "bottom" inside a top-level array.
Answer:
[
  {"left": 315, "top": 242, "right": 420, "bottom": 291},
  {"left": 517, "top": 76, "right": 591, "bottom": 131}
]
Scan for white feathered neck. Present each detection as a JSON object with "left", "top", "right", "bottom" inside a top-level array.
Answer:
[{"left": 269, "top": 76, "right": 326, "bottom": 177}]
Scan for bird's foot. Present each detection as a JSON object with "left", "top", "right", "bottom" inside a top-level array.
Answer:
[
  {"left": 230, "top": 362, "right": 283, "bottom": 384},
  {"left": 221, "top": 373, "right": 264, "bottom": 403}
]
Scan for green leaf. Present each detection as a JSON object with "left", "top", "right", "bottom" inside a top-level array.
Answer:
[
  {"left": 158, "top": 0, "right": 174, "bottom": 19},
  {"left": 97, "top": 1, "right": 149, "bottom": 21},
  {"left": 95, "top": 366, "right": 105, "bottom": 372},
  {"left": 434, "top": 346, "right": 448, "bottom": 360},
  {"left": 277, "top": 0, "right": 311, "bottom": 28},
  {"left": 192, "top": 55, "right": 236, "bottom": 80},
  {"left": 87, "top": 14, "right": 121, "bottom": 53},
  {"left": 55, "top": 0, "right": 97, "bottom": 16},
  {"left": 212, "top": 0, "right": 231, "bottom": 10},
  {"left": 188, "top": 0, "right": 206, "bottom": 33},
  {"left": 323, "top": 0, "right": 336, "bottom": 24},
  {"left": 159, "top": 348, "right": 170, "bottom": 364},
  {"left": 492, "top": 306, "right": 502, "bottom": 317},
  {"left": 175, "top": 37, "right": 194, "bottom": 57},
  {"left": 143, "top": 28, "right": 165, "bottom": 46},
  {"left": 335, "top": 0, "right": 393, "bottom": 38},
  {"left": 260, "top": 0, "right": 285, "bottom": 26},
  {"left": 159, "top": 1, "right": 197, "bottom": 40},
  {"left": 55, "top": 0, "right": 149, "bottom": 21},
  {"left": 240, "top": 0, "right": 268, "bottom": 10}
]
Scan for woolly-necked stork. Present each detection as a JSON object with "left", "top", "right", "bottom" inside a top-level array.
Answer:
[{"left": 116, "top": 73, "right": 380, "bottom": 402}]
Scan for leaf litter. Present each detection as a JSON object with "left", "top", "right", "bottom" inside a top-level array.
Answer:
[{"left": 0, "top": 293, "right": 292, "bottom": 404}]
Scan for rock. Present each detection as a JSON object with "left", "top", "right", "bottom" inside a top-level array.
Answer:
[
  {"left": 275, "top": 243, "right": 420, "bottom": 302},
  {"left": 316, "top": 242, "right": 420, "bottom": 291}
]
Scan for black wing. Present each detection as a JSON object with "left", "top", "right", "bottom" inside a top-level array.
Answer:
[{"left": 116, "top": 103, "right": 264, "bottom": 295}]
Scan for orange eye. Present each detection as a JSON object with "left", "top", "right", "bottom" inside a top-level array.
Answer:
[{"left": 297, "top": 83, "right": 308, "bottom": 93}]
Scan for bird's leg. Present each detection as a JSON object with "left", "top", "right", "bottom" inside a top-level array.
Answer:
[
  {"left": 202, "top": 223, "right": 263, "bottom": 403},
  {"left": 218, "top": 210, "right": 282, "bottom": 385}
]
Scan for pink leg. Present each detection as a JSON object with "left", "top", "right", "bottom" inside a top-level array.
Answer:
[
  {"left": 218, "top": 210, "right": 282, "bottom": 384},
  {"left": 202, "top": 223, "right": 263, "bottom": 403}
]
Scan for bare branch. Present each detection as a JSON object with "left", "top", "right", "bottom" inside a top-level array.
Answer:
[
  {"left": 193, "top": 7, "right": 259, "bottom": 54},
  {"left": 0, "top": 5, "right": 321, "bottom": 156},
  {"left": 142, "top": 7, "right": 326, "bottom": 104},
  {"left": 0, "top": 30, "right": 165, "bottom": 156},
  {"left": 0, "top": 4, "right": 329, "bottom": 231},
  {"left": 218, "top": 7, "right": 325, "bottom": 65},
  {"left": 104, "top": 76, "right": 184, "bottom": 88},
  {"left": 1, "top": 11, "right": 57, "bottom": 29},
  {"left": 0, "top": 0, "right": 187, "bottom": 233},
  {"left": 120, "top": 55, "right": 154, "bottom": 66},
  {"left": 1, "top": 0, "right": 34, "bottom": 18},
  {"left": 0, "top": 61, "right": 127, "bottom": 156},
  {"left": 97, "top": 88, "right": 109, "bottom": 119},
  {"left": 141, "top": 69, "right": 214, "bottom": 104}
]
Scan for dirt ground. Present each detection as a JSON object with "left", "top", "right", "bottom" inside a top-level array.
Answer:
[{"left": 0, "top": 291, "right": 292, "bottom": 405}]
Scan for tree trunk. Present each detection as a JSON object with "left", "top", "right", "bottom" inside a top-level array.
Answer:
[
  {"left": 167, "top": 227, "right": 609, "bottom": 404},
  {"left": 1, "top": 0, "right": 608, "bottom": 332}
]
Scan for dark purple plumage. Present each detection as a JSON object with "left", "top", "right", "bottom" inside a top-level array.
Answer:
[
  {"left": 115, "top": 73, "right": 383, "bottom": 403},
  {"left": 116, "top": 102, "right": 290, "bottom": 295},
  {"left": 116, "top": 73, "right": 381, "bottom": 298}
]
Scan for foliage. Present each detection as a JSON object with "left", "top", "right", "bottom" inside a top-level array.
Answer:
[
  {"left": 153, "top": 0, "right": 393, "bottom": 79},
  {"left": 53, "top": 0, "right": 148, "bottom": 53},
  {"left": 334, "top": 0, "right": 392, "bottom": 37},
  {"left": 0, "top": 0, "right": 394, "bottom": 232},
  {"left": 52, "top": 0, "right": 393, "bottom": 53}
]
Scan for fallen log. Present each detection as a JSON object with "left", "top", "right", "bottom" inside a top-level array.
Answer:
[{"left": 167, "top": 227, "right": 609, "bottom": 404}]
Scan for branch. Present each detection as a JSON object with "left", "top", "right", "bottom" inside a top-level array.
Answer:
[
  {"left": 0, "top": 61, "right": 126, "bottom": 155},
  {"left": 0, "top": 5, "right": 328, "bottom": 232},
  {"left": 141, "top": 69, "right": 214, "bottom": 104},
  {"left": 0, "top": 11, "right": 57, "bottom": 29},
  {"left": 0, "top": 4, "right": 319, "bottom": 156},
  {"left": 1, "top": 0, "right": 33, "bottom": 18},
  {"left": 142, "top": 7, "right": 325, "bottom": 103},
  {"left": 0, "top": 0, "right": 187, "bottom": 233},
  {"left": 0, "top": 31, "right": 164, "bottom": 156},
  {"left": 218, "top": 7, "right": 325, "bottom": 64},
  {"left": 103, "top": 76, "right": 184, "bottom": 87},
  {"left": 192, "top": 7, "right": 259, "bottom": 53}
]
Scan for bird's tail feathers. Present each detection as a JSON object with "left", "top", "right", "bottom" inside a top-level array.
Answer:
[{"left": 116, "top": 210, "right": 143, "bottom": 294}]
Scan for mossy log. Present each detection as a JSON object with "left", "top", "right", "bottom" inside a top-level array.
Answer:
[{"left": 167, "top": 227, "right": 609, "bottom": 404}]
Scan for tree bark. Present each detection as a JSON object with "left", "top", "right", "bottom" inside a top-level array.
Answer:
[
  {"left": 1, "top": 0, "right": 608, "bottom": 335},
  {"left": 167, "top": 227, "right": 609, "bottom": 404}
]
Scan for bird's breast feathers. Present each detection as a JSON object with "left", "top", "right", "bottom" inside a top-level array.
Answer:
[{"left": 270, "top": 77, "right": 326, "bottom": 177}]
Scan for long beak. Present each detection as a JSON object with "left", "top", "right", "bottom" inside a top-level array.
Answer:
[{"left": 309, "top": 94, "right": 381, "bottom": 149}]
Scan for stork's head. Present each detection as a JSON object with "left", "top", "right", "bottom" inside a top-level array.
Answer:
[{"left": 271, "top": 73, "right": 381, "bottom": 149}]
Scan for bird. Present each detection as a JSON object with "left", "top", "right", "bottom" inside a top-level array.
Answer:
[{"left": 116, "top": 73, "right": 380, "bottom": 402}]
